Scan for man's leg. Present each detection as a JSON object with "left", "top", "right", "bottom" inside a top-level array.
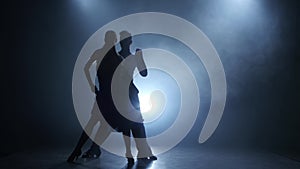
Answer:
[
  {"left": 122, "top": 130, "right": 133, "bottom": 157},
  {"left": 131, "top": 123, "right": 154, "bottom": 158},
  {"left": 122, "top": 129, "right": 134, "bottom": 165},
  {"left": 129, "top": 92, "right": 156, "bottom": 160}
]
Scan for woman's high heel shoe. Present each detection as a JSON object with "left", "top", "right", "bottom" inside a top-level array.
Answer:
[
  {"left": 81, "top": 148, "right": 101, "bottom": 159},
  {"left": 67, "top": 149, "right": 82, "bottom": 163}
]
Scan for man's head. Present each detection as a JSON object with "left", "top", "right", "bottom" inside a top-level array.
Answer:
[
  {"left": 119, "top": 31, "right": 132, "bottom": 48},
  {"left": 104, "top": 30, "right": 117, "bottom": 45}
]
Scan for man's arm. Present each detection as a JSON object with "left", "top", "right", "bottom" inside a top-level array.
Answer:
[{"left": 136, "top": 49, "right": 147, "bottom": 77}]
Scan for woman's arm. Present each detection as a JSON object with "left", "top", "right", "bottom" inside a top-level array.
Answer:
[{"left": 84, "top": 52, "right": 98, "bottom": 93}]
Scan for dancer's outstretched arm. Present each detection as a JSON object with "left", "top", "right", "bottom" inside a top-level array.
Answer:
[
  {"left": 136, "top": 49, "right": 147, "bottom": 77},
  {"left": 84, "top": 51, "right": 98, "bottom": 93}
]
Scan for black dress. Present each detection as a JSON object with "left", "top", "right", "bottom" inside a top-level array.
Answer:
[{"left": 96, "top": 46, "right": 129, "bottom": 132}]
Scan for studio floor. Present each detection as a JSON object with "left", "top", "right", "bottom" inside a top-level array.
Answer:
[{"left": 0, "top": 146, "right": 299, "bottom": 169}]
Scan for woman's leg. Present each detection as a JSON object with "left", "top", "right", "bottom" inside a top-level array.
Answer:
[
  {"left": 67, "top": 102, "right": 99, "bottom": 162},
  {"left": 93, "top": 116, "right": 113, "bottom": 145},
  {"left": 83, "top": 101, "right": 112, "bottom": 158}
]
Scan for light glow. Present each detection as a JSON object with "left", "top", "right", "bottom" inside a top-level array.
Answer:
[
  {"left": 138, "top": 90, "right": 166, "bottom": 123},
  {"left": 139, "top": 94, "right": 152, "bottom": 113}
]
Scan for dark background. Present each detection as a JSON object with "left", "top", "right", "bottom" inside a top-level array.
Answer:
[{"left": 2, "top": 0, "right": 299, "bottom": 155}]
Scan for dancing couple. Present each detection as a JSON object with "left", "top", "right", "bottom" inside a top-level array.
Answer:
[{"left": 67, "top": 30, "right": 157, "bottom": 165}]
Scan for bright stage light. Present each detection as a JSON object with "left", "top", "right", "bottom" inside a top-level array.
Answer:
[
  {"left": 139, "top": 94, "right": 152, "bottom": 113},
  {"left": 138, "top": 90, "right": 166, "bottom": 123}
]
